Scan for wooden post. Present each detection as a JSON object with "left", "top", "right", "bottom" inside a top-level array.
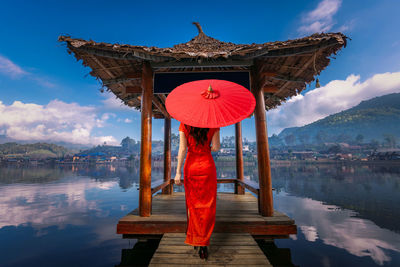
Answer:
[
  {"left": 251, "top": 65, "right": 274, "bottom": 217},
  {"left": 162, "top": 117, "right": 172, "bottom": 194},
  {"left": 139, "top": 61, "right": 153, "bottom": 217},
  {"left": 235, "top": 122, "right": 245, "bottom": 194}
]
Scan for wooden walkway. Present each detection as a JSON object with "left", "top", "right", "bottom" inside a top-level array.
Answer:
[
  {"left": 149, "top": 233, "right": 272, "bottom": 266},
  {"left": 118, "top": 192, "right": 296, "bottom": 238}
]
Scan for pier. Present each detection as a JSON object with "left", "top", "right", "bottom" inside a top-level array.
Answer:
[
  {"left": 149, "top": 232, "right": 272, "bottom": 266},
  {"left": 118, "top": 190, "right": 296, "bottom": 238},
  {"left": 60, "top": 22, "right": 347, "bottom": 264}
]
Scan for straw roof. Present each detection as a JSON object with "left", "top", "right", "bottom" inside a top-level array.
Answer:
[{"left": 58, "top": 23, "right": 348, "bottom": 118}]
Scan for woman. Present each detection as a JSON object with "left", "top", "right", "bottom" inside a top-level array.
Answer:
[{"left": 174, "top": 121, "right": 220, "bottom": 260}]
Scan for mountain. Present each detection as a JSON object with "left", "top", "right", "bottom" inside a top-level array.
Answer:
[{"left": 277, "top": 93, "right": 400, "bottom": 145}]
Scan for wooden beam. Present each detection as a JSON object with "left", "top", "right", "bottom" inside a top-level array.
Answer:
[
  {"left": 235, "top": 122, "right": 245, "bottom": 195},
  {"left": 170, "top": 178, "right": 237, "bottom": 184},
  {"left": 162, "top": 117, "right": 172, "bottom": 195},
  {"left": 257, "top": 40, "right": 340, "bottom": 58},
  {"left": 152, "top": 95, "right": 170, "bottom": 118},
  {"left": 261, "top": 71, "right": 277, "bottom": 77},
  {"left": 265, "top": 51, "right": 319, "bottom": 107},
  {"left": 153, "top": 113, "right": 165, "bottom": 119},
  {"left": 103, "top": 77, "right": 141, "bottom": 86},
  {"left": 117, "top": 221, "right": 297, "bottom": 236},
  {"left": 251, "top": 64, "right": 274, "bottom": 217},
  {"left": 151, "top": 180, "right": 170, "bottom": 195},
  {"left": 158, "top": 94, "right": 167, "bottom": 105},
  {"left": 263, "top": 86, "right": 279, "bottom": 93},
  {"left": 150, "top": 59, "right": 253, "bottom": 69},
  {"left": 88, "top": 55, "right": 124, "bottom": 92},
  {"left": 139, "top": 61, "right": 153, "bottom": 217},
  {"left": 125, "top": 86, "right": 142, "bottom": 94},
  {"left": 74, "top": 45, "right": 171, "bottom": 61},
  {"left": 236, "top": 179, "right": 259, "bottom": 195}
]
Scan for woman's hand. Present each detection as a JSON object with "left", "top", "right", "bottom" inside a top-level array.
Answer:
[{"left": 174, "top": 173, "right": 182, "bottom": 185}]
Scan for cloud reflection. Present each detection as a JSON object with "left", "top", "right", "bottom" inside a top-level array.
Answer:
[
  {"left": 275, "top": 192, "right": 400, "bottom": 265},
  {"left": 0, "top": 178, "right": 118, "bottom": 229}
]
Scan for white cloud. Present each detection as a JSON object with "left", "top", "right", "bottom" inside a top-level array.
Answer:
[
  {"left": 0, "top": 54, "right": 27, "bottom": 78},
  {"left": 101, "top": 91, "right": 136, "bottom": 111},
  {"left": 0, "top": 54, "right": 56, "bottom": 88},
  {"left": 124, "top": 118, "right": 132, "bottom": 123},
  {"left": 298, "top": 0, "right": 342, "bottom": 34},
  {"left": 0, "top": 99, "right": 118, "bottom": 145},
  {"left": 267, "top": 71, "right": 400, "bottom": 135}
]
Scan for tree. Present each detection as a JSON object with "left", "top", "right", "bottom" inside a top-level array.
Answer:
[
  {"left": 383, "top": 134, "right": 397, "bottom": 148},
  {"left": 121, "top": 137, "right": 136, "bottom": 151},
  {"left": 328, "top": 144, "right": 341, "bottom": 154}
]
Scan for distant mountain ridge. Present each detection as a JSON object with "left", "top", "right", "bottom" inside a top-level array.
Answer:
[{"left": 278, "top": 93, "right": 400, "bottom": 144}]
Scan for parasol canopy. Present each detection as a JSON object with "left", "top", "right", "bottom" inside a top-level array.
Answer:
[{"left": 165, "top": 79, "right": 256, "bottom": 128}]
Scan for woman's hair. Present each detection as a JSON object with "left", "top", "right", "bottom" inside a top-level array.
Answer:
[{"left": 185, "top": 124, "right": 209, "bottom": 146}]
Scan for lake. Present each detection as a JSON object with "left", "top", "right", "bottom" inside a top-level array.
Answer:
[{"left": 0, "top": 162, "right": 399, "bottom": 266}]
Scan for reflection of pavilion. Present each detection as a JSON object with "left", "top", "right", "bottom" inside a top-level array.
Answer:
[{"left": 59, "top": 23, "right": 346, "bottom": 241}]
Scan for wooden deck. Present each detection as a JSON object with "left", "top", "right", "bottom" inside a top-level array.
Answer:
[
  {"left": 149, "top": 233, "right": 272, "bottom": 266},
  {"left": 117, "top": 192, "right": 297, "bottom": 238}
]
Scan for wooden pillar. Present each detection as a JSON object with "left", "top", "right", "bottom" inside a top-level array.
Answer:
[
  {"left": 235, "top": 122, "right": 245, "bottom": 194},
  {"left": 139, "top": 61, "right": 153, "bottom": 217},
  {"left": 162, "top": 117, "right": 172, "bottom": 194},
  {"left": 251, "top": 66, "right": 274, "bottom": 217}
]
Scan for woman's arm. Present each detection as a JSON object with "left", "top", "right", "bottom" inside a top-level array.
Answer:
[
  {"left": 174, "top": 131, "right": 187, "bottom": 185},
  {"left": 211, "top": 129, "right": 220, "bottom": 152}
]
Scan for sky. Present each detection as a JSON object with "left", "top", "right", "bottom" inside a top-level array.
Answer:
[{"left": 0, "top": 0, "right": 399, "bottom": 146}]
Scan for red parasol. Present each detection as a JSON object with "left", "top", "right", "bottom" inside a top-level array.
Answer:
[{"left": 165, "top": 79, "right": 256, "bottom": 128}]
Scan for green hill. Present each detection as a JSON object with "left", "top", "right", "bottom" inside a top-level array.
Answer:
[
  {"left": 0, "top": 142, "right": 70, "bottom": 158},
  {"left": 278, "top": 93, "right": 400, "bottom": 145}
]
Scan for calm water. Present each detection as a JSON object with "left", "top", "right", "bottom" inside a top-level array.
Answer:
[{"left": 0, "top": 162, "right": 399, "bottom": 266}]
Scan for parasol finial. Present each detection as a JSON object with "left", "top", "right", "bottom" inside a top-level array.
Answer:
[
  {"left": 192, "top": 22, "right": 204, "bottom": 34},
  {"left": 201, "top": 84, "right": 219, "bottom": 99}
]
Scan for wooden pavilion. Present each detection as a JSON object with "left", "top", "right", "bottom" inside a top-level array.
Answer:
[{"left": 59, "top": 23, "right": 347, "bottom": 240}]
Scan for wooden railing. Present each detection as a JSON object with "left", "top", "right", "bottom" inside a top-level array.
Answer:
[{"left": 150, "top": 178, "right": 271, "bottom": 196}]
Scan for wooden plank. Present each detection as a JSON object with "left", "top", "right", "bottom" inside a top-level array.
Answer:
[
  {"left": 117, "top": 192, "right": 296, "bottom": 236},
  {"left": 149, "top": 233, "right": 272, "bottom": 266}
]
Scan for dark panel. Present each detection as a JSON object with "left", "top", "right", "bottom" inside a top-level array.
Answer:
[{"left": 154, "top": 72, "right": 250, "bottom": 94}]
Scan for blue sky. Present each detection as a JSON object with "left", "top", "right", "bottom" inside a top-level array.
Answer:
[{"left": 0, "top": 0, "right": 399, "bottom": 145}]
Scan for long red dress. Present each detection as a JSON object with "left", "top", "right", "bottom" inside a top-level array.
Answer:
[{"left": 178, "top": 122, "right": 220, "bottom": 246}]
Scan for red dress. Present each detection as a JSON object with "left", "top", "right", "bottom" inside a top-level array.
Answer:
[{"left": 178, "top": 122, "right": 220, "bottom": 246}]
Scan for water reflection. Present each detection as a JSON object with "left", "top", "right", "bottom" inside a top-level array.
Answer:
[
  {"left": 275, "top": 191, "right": 400, "bottom": 266},
  {"left": 270, "top": 164, "right": 400, "bottom": 233},
  {"left": 0, "top": 162, "right": 399, "bottom": 266},
  {"left": 0, "top": 165, "right": 139, "bottom": 267}
]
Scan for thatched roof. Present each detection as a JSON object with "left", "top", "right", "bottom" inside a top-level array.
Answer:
[{"left": 58, "top": 22, "right": 348, "bottom": 118}]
